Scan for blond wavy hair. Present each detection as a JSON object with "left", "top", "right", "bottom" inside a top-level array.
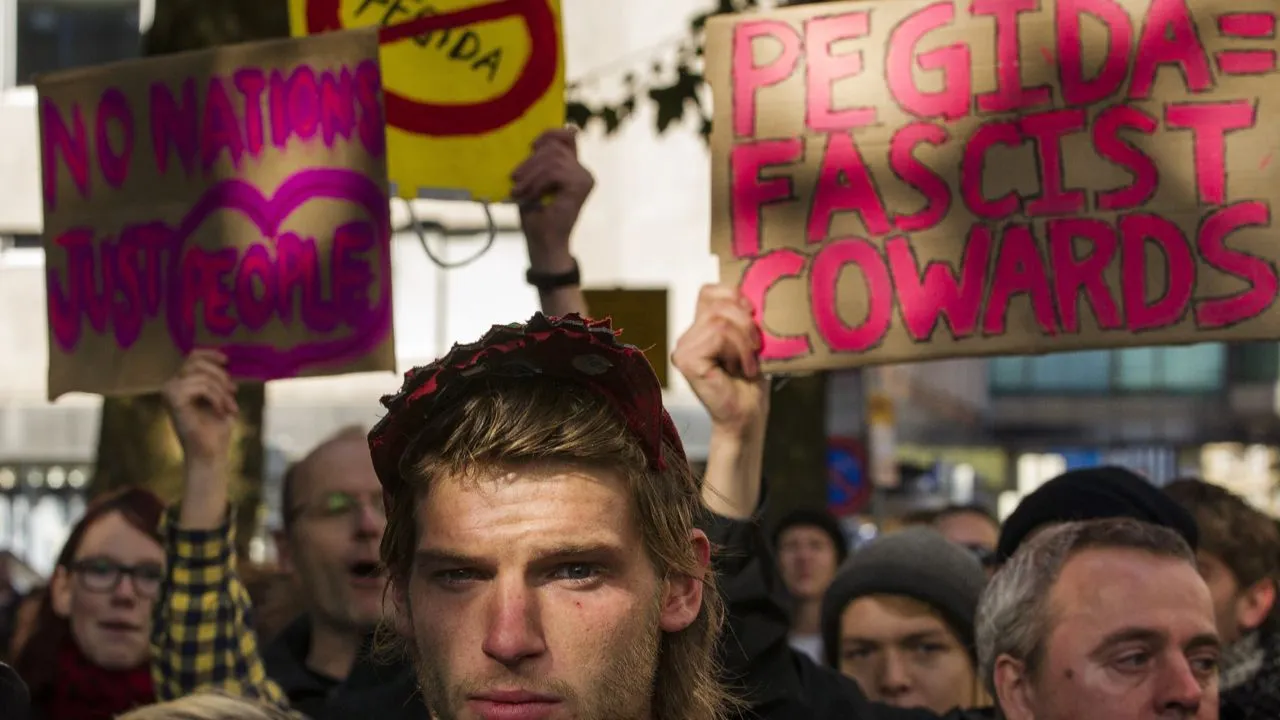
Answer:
[{"left": 379, "top": 377, "right": 738, "bottom": 720}]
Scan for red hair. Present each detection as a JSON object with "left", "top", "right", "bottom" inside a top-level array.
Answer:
[{"left": 12, "top": 486, "right": 164, "bottom": 709}]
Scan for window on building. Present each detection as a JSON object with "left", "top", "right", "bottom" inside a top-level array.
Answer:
[
  {"left": 10, "top": 234, "right": 40, "bottom": 249},
  {"left": 16, "top": 0, "right": 140, "bottom": 86},
  {"left": 990, "top": 344, "right": 1225, "bottom": 394},
  {"left": 1230, "top": 342, "right": 1280, "bottom": 384}
]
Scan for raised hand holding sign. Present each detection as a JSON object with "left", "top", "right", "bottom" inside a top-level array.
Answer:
[{"left": 288, "top": 0, "right": 566, "bottom": 202}]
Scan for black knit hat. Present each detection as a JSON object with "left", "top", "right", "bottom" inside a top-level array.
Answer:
[
  {"left": 773, "top": 509, "right": 849, "bottom": 565},
  {"left": 820, "top": 527, "right": 987, "bottom": 669},
  {"left": 996, "top": 465, "right": 1199, "bottom": 563}
]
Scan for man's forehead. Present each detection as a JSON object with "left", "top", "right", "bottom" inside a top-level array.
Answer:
[
  {"left": 296, "top": 436, "right": 379, "bottom": 495},
  {"left": 414, "top": 464, "right": 636, "bottom": 544},
  {"left": 1048, "top": 547, "right": 1214, "bottom": 633}
]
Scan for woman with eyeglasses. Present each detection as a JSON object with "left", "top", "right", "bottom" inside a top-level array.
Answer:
[{"left": 12, "top": 487, "right": 165, "bottom": 720}]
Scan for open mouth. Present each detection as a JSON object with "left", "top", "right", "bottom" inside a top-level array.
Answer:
[{"left": 348, "top": 561, "right": 383, "bottom": 579}]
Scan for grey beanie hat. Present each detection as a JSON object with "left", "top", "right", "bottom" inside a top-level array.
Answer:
[{"left": 820, "top": 527, "right": 987, "bottom": 668}]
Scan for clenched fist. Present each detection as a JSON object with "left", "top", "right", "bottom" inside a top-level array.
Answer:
[
  {"left": 161, "top": 349, "right": 239, "bottom": 466},
  {"left": 673, "top": 285, "right": 769, "bottom": 434}
]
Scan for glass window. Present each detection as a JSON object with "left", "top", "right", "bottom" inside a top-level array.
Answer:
[
  {"left": 1115, "top": 347, "right": 1158, "bottom": 390},
  {"left": 989, "top": 356, "right": 1029, "bottom": 391},
  {"left": 991, "top": 345, "right": 1224, "bottom": 394},
  {"left": 1025, "top": 350, "right": 1110, "bottom": 391},
  {"left": 1158, "top": 344, "right": 1224, "bottom": 391},
  {"left": 16, "top": 0, "right": 140, "bottom": 86},
  {"left": 1231, "top": 342, "right": 1280, "bottom": 384}
]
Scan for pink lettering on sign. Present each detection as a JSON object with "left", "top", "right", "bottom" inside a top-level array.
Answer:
[
  {"left": 730, "top": 139, "right": 803, "bottom": 259},
  {"left": 712, "top": 0, "right": 1280, "bottom": 369},
  {"left": 1091, "top": 105, "right": 1159, "bottom": 211},
  {"left": 1119, "top": 213, "right": 1195, "bottom": 332},
  {"left": 41, "top": 87, "right": 138, "bottom": 210},
  {"left": 1194, "top": 201, "right": 1278, "bottom": 329},
  {"left": 971, "top": 0, "right": 1052, "bottom": 113},
  {"left": 804, "top": 12, "right": 876, "bottom": 131},
  {"left": 151, "top": 79, "right": 200, "bottom": 177},
  {"left": 808, "top": 132, "right": 892, "bottom": 243},
  {"left": 45, "top": 169, "right": 393, "bottom": 379},
  {"left": 1164, "top": 101, "right": 1256, "bottom": 206},
  {"left": 811, "top": 238, "right": 894, "bottom": 353},
  {"left": 886, "top": 2, "right": 971, "bottom": 121},
  {"left": 887, "top": 225, "right": 991, "bottom": 340},
  {"left": 1056, "top": 0, "right": 1133, "bottom": 105},
  {"left": 1048, "top": 218, "right": 1121, "bottom": 333},
  {"left": 888, "top": 122, "right": 951, "bottom": 233},
  {"left": 740, "top": 248, "right": 812, "bottom": 361},
  {"left": 982, "top": 224, "right": 1058, "bottom": 337},
  {"left": 1128, "top": 0, "right": 1213, "bottom": 100},
  {"left": 44, "top": 60, "right": 385, "bottom": 213},
  {"left": 731, "top": 20, "right": 802, "bottom": 138}
]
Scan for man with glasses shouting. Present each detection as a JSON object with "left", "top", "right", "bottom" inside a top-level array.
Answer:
[{"left": 266, "top": 425, "right": 391, "bottom": 709}]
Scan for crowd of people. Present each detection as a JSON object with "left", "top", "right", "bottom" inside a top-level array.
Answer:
[{"left": 0, "top": 129, "right": 1277, "bottom": 720}]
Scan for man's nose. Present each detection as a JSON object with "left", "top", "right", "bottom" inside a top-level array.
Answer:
[
  {"left": 482, "top": 579, "right": 547, "bottom": 667},
  {"left": 1155, "top": 655, "right": 1205, "bottom": 714},
  {"left": 110, "top": 574, "right": 141, "bottom": 604},
  {"left": 354, "top": 502, "right": 385, "bottom": 538},
  {"left": 879, "top": 649, "right": 913, "bottom": 699}
]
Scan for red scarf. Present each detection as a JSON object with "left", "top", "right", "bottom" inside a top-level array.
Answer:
[{"left": 47, "top": 639, "right": 154, "bottom": 720}]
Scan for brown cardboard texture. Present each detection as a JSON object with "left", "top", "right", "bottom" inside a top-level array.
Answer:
[
  {"left": 38, "top": 29, "right": 396, "bottom": 400},
  {"left": 706, "top": 0, "right": 1280, "bottom": 373}
]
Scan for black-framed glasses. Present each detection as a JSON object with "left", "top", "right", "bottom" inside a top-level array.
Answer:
[
  {"left": 68, "top": 557, "right": 164, "bottom": 597},
  {"left": 287, "top": 491, "right": 385, "bottom": 524}
]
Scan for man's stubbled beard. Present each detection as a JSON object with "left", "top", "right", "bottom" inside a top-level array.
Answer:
[{"left": 413, "top": 587, "right": 664, "bottom": 720}]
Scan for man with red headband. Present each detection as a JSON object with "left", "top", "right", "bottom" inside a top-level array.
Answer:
[
  {"left": 152, "top": 311, "right": 735, "bottom": 720},
  {"left": 368, "top": 313, "right": 733, "bottom": 720}
]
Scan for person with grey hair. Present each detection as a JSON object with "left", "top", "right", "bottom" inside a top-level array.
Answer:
[{"left": 978, "top": 517, "right": 1221, "bottom": 720}]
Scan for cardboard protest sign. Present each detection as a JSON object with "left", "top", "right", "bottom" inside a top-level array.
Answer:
[
  {"left": 38, "top": 29, "right": 396, "bottom": 400},
  {"left": 706, "top": 0, "right": 1280, "bottom": 373},
  {"left": 289, "top": 0, "right": 566, "bottom": 202}
]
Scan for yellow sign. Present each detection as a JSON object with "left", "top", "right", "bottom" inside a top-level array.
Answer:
[{"left": 289, "top": 0, "right": 566, "bottom": 202}]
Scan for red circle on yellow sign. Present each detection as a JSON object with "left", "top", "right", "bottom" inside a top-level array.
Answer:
[{"left": 305, "top": 0, "right": 560, "bottom": 137}]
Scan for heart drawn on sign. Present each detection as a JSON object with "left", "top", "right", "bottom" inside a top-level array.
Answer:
[{"left": 163, "top": 168, "right": 393, "bottom": 380}]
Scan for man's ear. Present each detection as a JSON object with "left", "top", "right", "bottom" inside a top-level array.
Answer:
[
  {"left": 274, "top": 530, "right": 294, "bottom": 574},
  {"left": 389, "top": 574, "right": 413, "bottom": 638},
  {"left": 1237, "top": 577, "right": 1278, "bottom": 633},
  {"left": 50, "top": 566, "right": 72, "bottom": 618},
  {"left": 993, "top": 655, "right": 1036, "bottom": 720},
  {"left": 659, "top": 529, "right": 711, "bottom": 633}
]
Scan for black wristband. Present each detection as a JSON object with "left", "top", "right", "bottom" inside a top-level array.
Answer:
[{"left": 526, "top": 258, "right": 580, "bottom": 292}]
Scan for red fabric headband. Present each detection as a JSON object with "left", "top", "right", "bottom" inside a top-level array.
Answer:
[{"left": 368, "top": 313, "right": 685, "bottom": 504}]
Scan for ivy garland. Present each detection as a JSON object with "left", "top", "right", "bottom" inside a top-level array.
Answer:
[{"left": 563, "top": 0, "right": 761, "bottom": 141}]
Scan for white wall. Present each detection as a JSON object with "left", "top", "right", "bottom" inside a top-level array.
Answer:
[{"left": 0, "top": 86, "right": 40, "bottom": 234}]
